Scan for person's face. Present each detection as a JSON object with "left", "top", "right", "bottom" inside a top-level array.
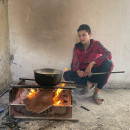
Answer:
[{"left": 78, "top": 30, "right": 92, "bottom": 44}]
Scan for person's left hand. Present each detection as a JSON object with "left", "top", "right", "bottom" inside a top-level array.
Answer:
[{"left": 85, "top": 61, "right": 96, "bottom": 77}]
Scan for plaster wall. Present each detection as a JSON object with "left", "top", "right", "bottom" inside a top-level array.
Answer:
[
  {"left": 0, "top": 0, "right": 10, "bottom": 91},
  {"left": 8, "top": 0, "right": 130, "bottom": 88}
]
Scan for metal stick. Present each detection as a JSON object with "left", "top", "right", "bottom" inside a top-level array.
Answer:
[
  {"left": 0, "top": 87, "right": 10, "bottom": 98},
  {"left": 90, "top": 71, "right": 125, "bottom": 75},
  {"left": 81, "top": 105, "right": 90, "bottom": 111}
]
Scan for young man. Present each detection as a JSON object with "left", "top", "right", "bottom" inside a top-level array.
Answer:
[{"left": 63, "top": 24, "right": 114, "bottom": 104}]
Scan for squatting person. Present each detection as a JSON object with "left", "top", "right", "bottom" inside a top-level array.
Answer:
[{"left": 63, "top": 24, "right": 114, "bottom": 104}]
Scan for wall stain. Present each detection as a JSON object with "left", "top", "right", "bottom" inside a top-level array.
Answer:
[
  {"left": 0, "top": 0, "right": 4, "bottom": 4},
  {"left": 10, "top": 54, "right": 14, "bottom": 63},
  {"left": 10, "top": 54, "right": 22, "bottom": 68}
]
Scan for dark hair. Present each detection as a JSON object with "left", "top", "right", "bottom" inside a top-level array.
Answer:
[{"left": 77, "top": 24, "right": 91, "bottom": 34}]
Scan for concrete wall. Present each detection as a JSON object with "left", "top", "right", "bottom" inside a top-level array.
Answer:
[
  {"left": 8, "top": 0, "right": 130, "bottom": 88},
  {"left": 0, "top": 0, "right": 10, "bottom": 91}
]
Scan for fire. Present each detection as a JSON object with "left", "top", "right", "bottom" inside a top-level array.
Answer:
[
  {"left": 28, "top": 88, "right": 39, "bottom": 98},
  {"left": 56, "top": 88, "right": 63, "bottom": 96},
  {"left": 55, "top": 100, "right": 62, "bottom": 105},
  {"left": 62, "top": 83, "right": 66, "bottom": 87},
  {"left": 27, "top": 83, "right": 39, "bottom": 98},
  {"left": 65, "top": 67, "right": 67, "bottom": 72},
  {"left": 53, "top": 88, "right": 63, "bottom": 101},
  {"left": 31, "top": 89, "right": 35, "bottom": 93},
  {"left": 53, "top": 83, "right": 66, "bottom": 106}
]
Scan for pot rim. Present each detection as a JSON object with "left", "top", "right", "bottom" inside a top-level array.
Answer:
[{"left": 34, "top": 68, "right": 63, "bottom": 75}]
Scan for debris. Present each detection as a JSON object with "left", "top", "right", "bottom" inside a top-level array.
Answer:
[
  {"left": 2, "top": 115, "right": 21, "bottom": 130},
  {"left": 0, "top": 107, "right": 4, "bottom": 113},
  {"left": 0, "top": 105, "right": 9, "bottom": 120}
]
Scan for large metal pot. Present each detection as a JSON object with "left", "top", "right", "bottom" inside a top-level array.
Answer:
[{"left": 34, "top": 68, "right": 63, "bottom": 86}]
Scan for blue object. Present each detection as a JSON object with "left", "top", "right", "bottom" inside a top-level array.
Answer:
[{"left": 0, "top": 107, "right": 4, "bottom": 113}]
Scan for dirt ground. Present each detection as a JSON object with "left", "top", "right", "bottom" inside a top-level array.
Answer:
[{"left": 0, "top": 88, "right": 130, "bottom": 130}]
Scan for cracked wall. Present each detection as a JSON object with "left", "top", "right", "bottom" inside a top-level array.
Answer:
[{"left": 0, "top": 0, "right": 10, "bottom": 91}]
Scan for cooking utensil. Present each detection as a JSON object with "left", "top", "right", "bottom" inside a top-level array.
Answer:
[{"left": 34, "top": 68, "right": 63, "bottom": 86}]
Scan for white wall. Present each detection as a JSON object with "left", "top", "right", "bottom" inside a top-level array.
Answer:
[{"left": 8, "top": 0, "right": 130, "bottom": 88}]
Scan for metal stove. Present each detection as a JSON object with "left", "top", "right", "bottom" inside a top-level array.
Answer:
[{"left": 9, "top": 78, "right": 78, "bottom": 121}]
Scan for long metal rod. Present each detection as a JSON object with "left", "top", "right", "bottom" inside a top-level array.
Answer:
[
  {"left": 13, "top": 116, "right": 79, "bottom": 122},
  {"left": 10, "top": 84, "right": 76, "bottom": 89},
  {"left": 0, "top": 87, "right": 10, "bottom": 98},
  {"left": 81, "top": 105, "right": 90, "bottom": 111},
  {"left": 91, "top": 71, "right": 125, "bottom": 75}
]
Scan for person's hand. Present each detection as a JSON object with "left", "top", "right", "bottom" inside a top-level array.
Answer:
[
  {"left": 76, "top": 70, "right": 86, "bottom": 77},
  {"left": 85, "top": 61, "right": 96, "bottom": 77}
]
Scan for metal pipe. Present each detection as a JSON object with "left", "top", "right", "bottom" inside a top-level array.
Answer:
[
  {"left": 90, "top": 71, "right": 125, "bottom": 75},
  {"left": 81, "top": 105, "right": 90, "bottom": 111},
  {"left": 0, "top": 87, "right": 10, "bottom": 98}
]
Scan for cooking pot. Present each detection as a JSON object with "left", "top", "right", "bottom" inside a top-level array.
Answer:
[{"left": 34, "top": 68, "right": 63, "bottom": 86}]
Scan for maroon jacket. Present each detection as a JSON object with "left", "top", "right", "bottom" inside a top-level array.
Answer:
[{"left": 71, "top": 39, "right": 112, "bottom": 72}]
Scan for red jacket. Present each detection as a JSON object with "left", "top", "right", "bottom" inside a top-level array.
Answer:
[{"left": 71, "top": 39, "right": 112, "bottom": 71}]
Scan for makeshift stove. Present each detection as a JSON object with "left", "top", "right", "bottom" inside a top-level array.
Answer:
[{"left": 9, "top": 78, "right": 77, "bottom": 121}]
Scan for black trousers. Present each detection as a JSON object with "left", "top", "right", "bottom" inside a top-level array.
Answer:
[{"left": 63, "top": 59, "right": 113, "bottom": 89}]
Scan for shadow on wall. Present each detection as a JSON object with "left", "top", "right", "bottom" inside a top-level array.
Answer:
[
  {"left": 11, "top": 0, "right": 78, "bottom": 52},
  {"left": 0, "top": 0, "right": 4, "bottom": 4}
]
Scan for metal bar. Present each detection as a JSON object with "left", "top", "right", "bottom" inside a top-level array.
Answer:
[
  {"left": 19, "top": 78, "right": 75, "bottom": 84},
  {"left": 91, "top": 71, "right": 125, "bottom": 75},
  {"left": 10, "top": 84, "right": 76, "bottom": 89},
  {"left": 60, "top": 81, "right": 75, "bottom": 84},
  {"left": 13, "top": 116, "right": 79, "bottom": 122},
  {"left": 10, "top": 104, "right": 73, "bottom": 107},
  {"left": 81, "top": 105, "right": 90, "bottom": 111},
  {"left": 0, "top": 87, "right": 10, "bottom": 98},
  {"left": 19, "top": 78, "right": 35, "bottom": 81}
]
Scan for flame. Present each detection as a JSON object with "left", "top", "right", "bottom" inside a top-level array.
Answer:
[
  {"left": 53, "top": 88, "right": 63, "bottom": 102},
  {"left": 53, "top": 83, "right": 66, "bottom": 106},
  {"left": 56, "top": 88, "right": 63, "bottom": 96},
  {"left": 28, "top": 88, "right": 39, "bottom": 98},
  {"left": 55, "top": 100, "right": 62, "bottom": 105},
  {"left": 31, "top": 89, "right": 35, "bottom": 93},
  {"left": 65, "top": 67, "right": 67, "bottom": 72},
  {"left": 37, "top": 88, "right": 39, "bottom": 92},
  {"left": 62, "top": 83, "right": 66, "bottom": 87}
]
